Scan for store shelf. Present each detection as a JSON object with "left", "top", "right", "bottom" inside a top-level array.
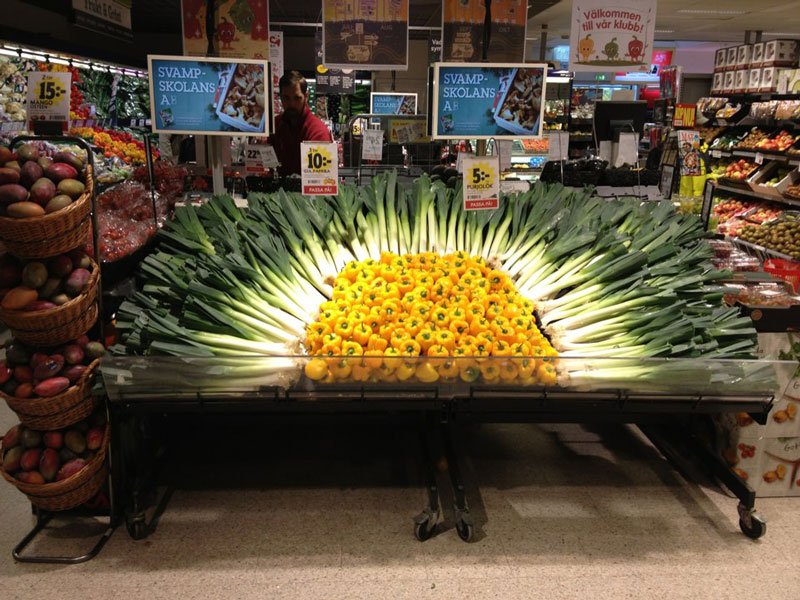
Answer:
[
  {"left": 570, "top": 134, "right": 594, "bottom": 142},
  {"left": 714, "top": 182, "right": 800, "bottom": 208},
  {"left": 728, "top": 237, "right": 796, "bottom": 261},
  {"left": 709, "top": 149, "right": 800, "bottom": 165}
]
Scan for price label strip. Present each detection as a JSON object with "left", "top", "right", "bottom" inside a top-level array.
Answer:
[
  {"left": 462, "top": 156, "right": 500, "bottom": 211},
  {"left": 301, "top": 142, "right": 339, "bottom": 196},
  {"left": 26, "top": 72, "right": 71, "bottom": 122}
]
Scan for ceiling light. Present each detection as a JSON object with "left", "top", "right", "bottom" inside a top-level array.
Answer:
[
  {"left": 763, "top": 32, "right": 800, "bottom": 36},
  {"left": 655, "top": 29, "right": 674, "bottom": 33},
  {"left": 677, "top": 9, "right": 748, "bottom": 15}
]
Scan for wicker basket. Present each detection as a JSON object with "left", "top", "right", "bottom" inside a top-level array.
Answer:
[
  {"left": 0, "top": 169, "right": 93, "bottom": 259},
  {"left": 1, "top": 360, "right": 100, "bottom": 430},
  {"left": 0, "top": 424, "right": 108, "bottom": 511},
  {"left": 0, "top": 261, "right": 100, "bottom": 345}
]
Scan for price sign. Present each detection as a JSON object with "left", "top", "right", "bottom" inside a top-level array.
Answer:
[
  {"left": 456, "top": 152, "right": 474, "bottom": 174},
  {"left": 755, "top": 152, "right": 765, "bottom": 165},
  {"left": 462, "top": 156, "right": 500, "bottom": 211},
  {"left": 244, "top": 143, "right": 279, "bottom": 174},
  {"left": 547, "top": 132, "right": 569, "bottom": 162},
  {"left": 362, "top": 129, "right": 384, "bottom": 162},
  {"left": 711, "top": 150, "right": 722, "bottom": 158},
  {"left": 301, "top": 142, "right": 338, "bottom": 196},
  {"left": 26, "top": 72, "right": 71, "bottom": 122}
]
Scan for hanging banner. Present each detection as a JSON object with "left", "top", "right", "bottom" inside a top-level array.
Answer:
[
  {"left": 182, "top": 0, "right": 270, "bottom": 59},
  {"left": 428, "top": 32, "right": 443, "bottom": 64},
  {"left": 27, "top": 72, "right": 72, "bottom": 123},
  {"left": 316, "top": 69, "right": 356, "bottom": 94},
  {"left": 442, "top": 0, "right": 527, "bottom": 62},
  {"left": 301, "top": 142, "right": 339, "bottom": 195},
  {"left": 269, "top": 31, "right": 284, "bottom": 116},
  {"left": 72, "top": 0, "right": 133, "bottom": 42},
  {"left": 569, "top": 0, "right": 656, "bottom": 72},
  {"left": 462, "top": 156, "right": 500, "bottom": 211},
  {"left": 322, "top": 0, "right": 409, "bottom": 70}
]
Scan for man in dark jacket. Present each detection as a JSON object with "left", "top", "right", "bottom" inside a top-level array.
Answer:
[{"left": 269, "top": 71, "right": 333, "bottom": 176}]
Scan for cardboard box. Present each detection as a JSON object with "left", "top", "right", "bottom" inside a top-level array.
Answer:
[
  {"left": 712, "top": 72, "right": 724, "bottom": 93},
  {"left": 748, "top": 68, "right": 762, "bottom": 93},
  {"left": 764, "top": 40, "right": 799, "bottom": 67},
  {"left": 737, "top": 44, "right": 753, "bottom": 69},
  {"left": 726, "top": 46, "right": 738, "bottom": 71},
  {"left": 723, "top": 71, "right": 736, "bottom": 93},
  {"left": 752, "top": 42, "right": 766, "bottom": 68},
  {"left": 777, "top": 68, "right": 800, "bottom": 94},
  {"left": 761, "top": 67, "right": 779, "bottom": 92},
  {"left": 734, "top": 69, "right": 748, "bottom": 93},
  {"left": 715, "top": 48, "right": 727, "bottom": 72}
]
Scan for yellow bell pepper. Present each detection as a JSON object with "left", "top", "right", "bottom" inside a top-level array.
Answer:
[
  {"left": 363, "top": 349, "right": 384, "bottom": 369},
  {"left": 342, "top": 341, "right": 364, "bottom": 356},
  {"left": 427, "top": 344, "right": 450, "bottom": 358},
  {"left": 435, "top": 330, "right": 456, "bottom": 351},
  {"left": 304, "top": 358, "right": 329, "bottom": 381},
  {"left": 415, "top": 329, "right": 436, "bottom": 352},
  {"left": 415, "top": 362, "right": 440, "bottom": 383},
  {"left": 448, "top": 318, "right": 470, "bottom": 337}
]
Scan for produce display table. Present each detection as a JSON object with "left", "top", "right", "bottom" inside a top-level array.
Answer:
[{"left": 101, "top": 356, "right": 792, "bottom": 542}]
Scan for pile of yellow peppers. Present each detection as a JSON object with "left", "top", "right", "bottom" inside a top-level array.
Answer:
[{"left": 304, "top": 251, "right": 558, "bottom": 385}]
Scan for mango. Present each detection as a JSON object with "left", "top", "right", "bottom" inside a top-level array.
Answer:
[
  {"left": 1, "top": 286, "right": 38, "bottom": 310},
  {"left": 20, "top": 448, "right": 41, "bottom": 471},
  {"left": 45, "top": 163, "right": 78, "bottom": 183},
  {"left": 14, "top": 365, "right": 33, "bottom": 383},
  {"left": 56, "top": 458, "right": 86, "bottom": 481},
  {"left": 17, "top": 471, "right": 45, "bottom": 484},
  {"left": 3, "top": 446, "right": 24, "bottom": 472},
  {"left": 30, "top": 177, "right": 56, "bottom": 206},
  {"left": 21, "top": 262, "right": 48, "bottom": 289},
  {"left": 64, "top": 430, "right": 86, "bottom": 454},
  {"left": 21, "top": 428, "right": 41, "bottom": 448},
  {"left": 48, "top": 254, "right": 73, "bottom": 278},
  {"left": 19, "top": 161, "right": 43, "bottom": 187},
  {"left": 69, "top": 249, "right": 91, "bottom": 269},
  {"left": 0, "top": 183, "right": 29, "bottom": 205},
  {"left": 2, "top": 424, "right": 22, "bottom": 449},
  {"left": 59, "top": 448, "right": 77, "bottom": 463},
  {"left": 39, "top": 448, "right": 60, "bottom": 482},
  {"left": 0, "top": 146, "right": 12, "bottom": 163},
  {"left": 37, "top": 156, "right": 53, "bottom": 171},
  {"left": 85, "top": 342, "right": 106, "bottom": 360},
  {"left": 34, "top": 376, "right": 70, "bottom": 397},
  {"left": 38, "top": 277, "right": 62, "bottom": 299},
  {"left": 33, "top": 356, "right": 65, "bottom": 381},
  {"left": 51, "top": 293, "right": 70, "bottom": 305},
  {"left": 14, "top": 383, "right": 33, "bottom": 398},
  {"left": 7, "top": 202, "right": 46, "bottom": 218},
  {"left": 56, "top": 179, "right": 85, "bottom": 199},
  {"left": 62, "top": 364, "right": 87, "bottom": 383},
  {"left": 86, "top": 427, "right": 103, "bottom": 451},
  {"left": 4, "top": 161, "right": 21, "bottom": 172},
  {"left": 53, "top": 151, "right": 84, "bottom": 172},
  {"left": 16, "top": 144, "right": 38, "bottom": 163},
  {"left": 0, "top": 167, "right": 20, "bottom": 185},
  {"left": 30, "top": 352, "right": 49, "bottom": 369},
  {"left": 45, "top": 194, "right": 72, "bottom": 214},
  {"left": 24, "top": 300, "right": 56, "bottom": 311},
  {"left": 65, "top": 268, "right": 90, "bottom": 297},
  {"left": 5, "top": 344, "right": 28, "bottom": 366},
  {"left": 64, "top": 344, "right": 85, "bottom": 365},
  {"left": 43, "top": 431, "right": 63, "bottom": 449}
]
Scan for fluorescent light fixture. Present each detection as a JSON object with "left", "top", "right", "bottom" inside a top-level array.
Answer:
[
  {"left": 763, "top": 32, "right": 800, "bottom": 36},
  {"left": 49, "top": 58, "right": 70, "bottom": 66},
  {"left": 677, "top": 9, "right": 748, "bottom": 14},
  {"left": 655, "top": 29, "right": 674, "bottom": 33},
  {"left": 546, "top": 76, "right": 571, "bottom": 84}
]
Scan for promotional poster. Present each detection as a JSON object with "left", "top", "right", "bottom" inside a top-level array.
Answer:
[
  {"left": 569, "top": 0, "right": 656, "bottom": 72},
  {"left": 323, "top": 0, "right": 409, "bottom": 69},
  {"left": 182, "top": 0, "right": 270, "bottom": 59},
  {"left": 370, "top": 93, "right": 417, "bottom": 115},
  {"left": 149, "top": 56, "right": 269, "bottom": 136},
  {"left": 442, "top": 0, "right": 527, "bottom": 62},
  {"left": 432, "top": 64, "right": 547, "bottom": 139}
]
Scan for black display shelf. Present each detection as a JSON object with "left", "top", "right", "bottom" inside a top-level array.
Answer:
[{"left": 714, "top": 182, "right": 800, "bottom": 208}]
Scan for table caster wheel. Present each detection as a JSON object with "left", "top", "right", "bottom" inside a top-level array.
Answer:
[
  {"left": 126, "top": 515, "right": 147, "bottom": 540},
  {"left": 739, "top": 513, "right": 766, "bottom": 539},
  {"left": 456, "top": 519, "right": 474, "bottom": 542}
]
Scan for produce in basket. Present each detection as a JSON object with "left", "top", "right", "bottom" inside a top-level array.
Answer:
[
  {"left": 0, "top": 250, "right": 94, "bottom": 311},
  {"left": 1, "top": 336, "right": 104, "bottom": 399},
  {"left": 0, "top": 144, "right": 86, "bottom": 218},
  {"left": 112, "top": 174, "right": 762, "bottom": 389},
  {"left": 1, "top": 412, "right": 105, "bottom": 483}
]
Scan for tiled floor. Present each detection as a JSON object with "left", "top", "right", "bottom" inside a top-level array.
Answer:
[{"left": 1, "top": 404, "right": 799, "bottom": 600}]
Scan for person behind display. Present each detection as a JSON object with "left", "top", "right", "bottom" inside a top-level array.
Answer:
[{"left": 268, "top": 71, "right": 333, "bottom": 177}]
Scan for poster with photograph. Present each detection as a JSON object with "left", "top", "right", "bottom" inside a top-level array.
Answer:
[
  {"left": 432, "top": 63, "right": 547, "bottom": 139},
  {"left": 182, "top": 0, "right": 270, "bottom": 59},
  {"left": 323, "top": 0, "right": 409, "bottom": 69},
  {"left": 370, "top": 93, "right": 417, "bottom": 115},
  {"left": 569, "top": 0, "right": 656, "bottom": 72},
  {"left": 442, "top": 0, "right": 527, "bottom": 62},
  {"left": 149, "top": 56, "right": 269, "bottom": 136},
  {"left": 269, "top": 31, "right": 284, "bottom": 116},
  {"left": 678, "top": 130, "right": 702, "bottom": 177}
]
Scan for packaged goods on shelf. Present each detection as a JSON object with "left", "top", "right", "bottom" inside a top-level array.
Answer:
[
  {"left": 775, "top": 99, "right": 800, "bottom": 120},
  {"left": 763, "top": 40, "right": 799, "bottom": 68},
  {"left": 777, "top": 69, "right": 800, "bottom": 95}
]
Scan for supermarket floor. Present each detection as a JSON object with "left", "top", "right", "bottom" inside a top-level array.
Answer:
[{"left": 1, "top": 403, "right": 799, "bottom": 600}]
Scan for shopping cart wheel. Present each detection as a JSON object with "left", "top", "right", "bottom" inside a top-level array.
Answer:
[
  {"left": 413, "top": 518, "right": 436, "bottom": 542},
  {"left": 739, "top": 512, "right": 766, "bottom": 539},
  {"left": 455, "top": 518, "right": 474, "bottom": 542},
  {"left": 126, "top": 514, "right": 148, "bottom": 540}
]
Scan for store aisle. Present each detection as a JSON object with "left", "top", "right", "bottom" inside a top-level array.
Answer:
[{"left": 1, "top": 402, "right": 799, "bottom": 600}]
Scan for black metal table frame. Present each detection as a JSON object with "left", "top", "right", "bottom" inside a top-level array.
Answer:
[{"left": 107, "top": 384, "right": 774, "bottom": 545}]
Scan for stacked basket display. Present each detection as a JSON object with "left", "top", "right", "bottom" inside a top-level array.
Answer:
[{"left": 0, "top": 141, "right": 107, "bottom": 511}]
